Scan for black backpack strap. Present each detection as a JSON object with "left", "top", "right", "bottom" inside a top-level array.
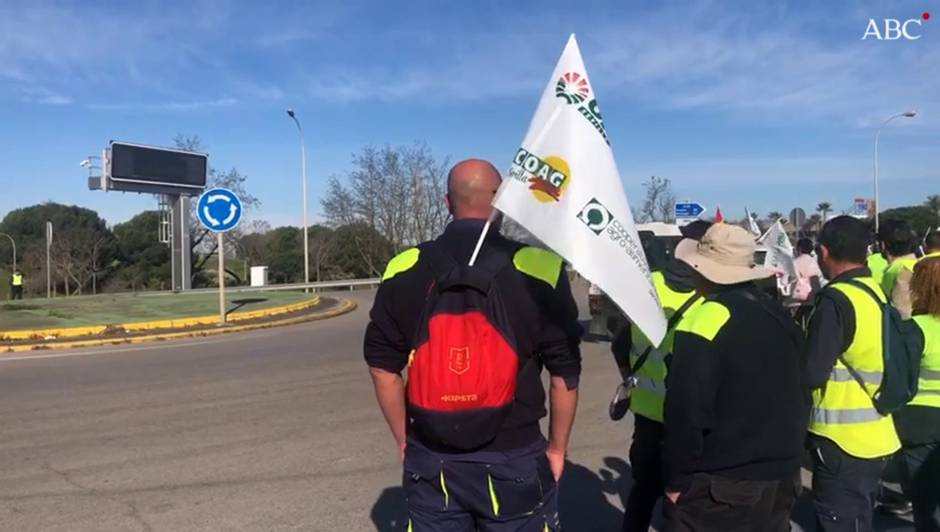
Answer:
[
  {"left": 843, "top": 279, "right": 887, "bottom": 307},
  {"left": 629, "top": 291, "right": 703, "bottom": 375}
]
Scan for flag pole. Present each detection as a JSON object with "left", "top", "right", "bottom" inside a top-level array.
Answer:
[{"left": 468, "top": 210, "right": 499, "bottom": 266}]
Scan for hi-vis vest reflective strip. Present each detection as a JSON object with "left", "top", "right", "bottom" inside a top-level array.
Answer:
[
  {"left": 809, "top": 277, "right": 901, "bottom": 459},
  {"left": 11, "top": 274, "right": 23, "bottom": 286},
  {"left": 629, "top": 271, "right": 703, "bottom": 422},
  {"left": 911, "top": 314, "right": 940, "bottom": 409},
  {"left": 882, "top": 256, "right": 918, "bottom": 298},
  {"left": 867, "top": 254, "right": 889, "bottom": 287}
]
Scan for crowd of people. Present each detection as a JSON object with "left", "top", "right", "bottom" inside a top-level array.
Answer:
[{"left": 364, "top": 158, "right": 940, "bottom": 532}]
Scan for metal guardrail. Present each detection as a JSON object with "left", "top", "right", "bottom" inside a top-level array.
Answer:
[{"left": 131, "top": 278, "right": 381, "bottom": 297}]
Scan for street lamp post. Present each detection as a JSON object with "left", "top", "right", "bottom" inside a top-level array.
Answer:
[
  {"left": 0, "top": 233, "right": 15, "bottom": 272},
  {"left": 286, "top": 109, "right": 310, "bottom": 291},
  {"left": 874, "top": 110, "right": 916, "bottom": 233}
]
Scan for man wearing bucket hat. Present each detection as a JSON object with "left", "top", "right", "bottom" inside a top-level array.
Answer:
[{"left": 662, "top": 224, "right": 807, "bottom": 531}]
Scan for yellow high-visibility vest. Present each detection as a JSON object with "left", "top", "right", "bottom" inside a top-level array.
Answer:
[
  {"left": 867, "top": 254, "right": 888, "bottom": 287},
  {"left": 809, "top": 277, "right": 901, "bottom": 458},
  {"left": 882, "top": 256, "right": 917, "bottom": 299},
  {"left": 11, "top": 273, "right": 23, "bottom": 286},
  {"left": 628, "top": 271, "right": 703, "bottom": 422},
  {"left": 911, "top": 314, "right": 940, "bottom": 409}
]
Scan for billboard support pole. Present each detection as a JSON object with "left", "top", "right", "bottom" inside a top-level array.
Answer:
[{"left": 170, "top": 194, "right": 192, "bottom": 292}]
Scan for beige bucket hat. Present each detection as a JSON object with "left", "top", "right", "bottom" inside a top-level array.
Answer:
[{"left": 675, "top": 223, "right": 774, "bottom": 285}]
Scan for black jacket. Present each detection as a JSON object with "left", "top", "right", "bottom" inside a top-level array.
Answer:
[
  {"left": 663, "top": 283, "right": 808, "bottom": 491},
  {"left": 364, "top": 220, "right": 582, "bottom": 451}
]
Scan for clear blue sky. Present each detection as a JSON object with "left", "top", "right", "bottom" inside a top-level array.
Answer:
[{"left": 1, "top": 0, "right": 937, "bottom": 227}]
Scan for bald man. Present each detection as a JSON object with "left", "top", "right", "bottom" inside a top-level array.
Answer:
[{"left": 365, "top": 159, "right": 581, "bottom": 531}]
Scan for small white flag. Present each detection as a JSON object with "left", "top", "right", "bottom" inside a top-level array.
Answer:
[
  {"left": 493, "top": 34, "right": 666, "bottom": 344},
  {"left": 760, "top": 219, "right": 797, "bottom": 280},
  {"left": 745, "top": 207, "right": 761, "bottom": 237}
]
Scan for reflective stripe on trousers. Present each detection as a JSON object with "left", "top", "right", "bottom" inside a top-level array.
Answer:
[{"left": 811, "top": 406, "right": 883, "bottom": 424}]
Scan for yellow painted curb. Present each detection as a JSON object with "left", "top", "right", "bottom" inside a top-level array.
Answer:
[
  {"left": 1, "top": 299, "right": 357, "bottom": 353},
  {"left": 0, "top": 297, "right": 321, "bottom": 341}
]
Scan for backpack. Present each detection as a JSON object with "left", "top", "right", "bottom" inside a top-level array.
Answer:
[
  {"left": 405, "top": 242, "right": 521, "bottom": 450},
  {"left": 839, "top": 279, "right": 922, "bottom": 414}
]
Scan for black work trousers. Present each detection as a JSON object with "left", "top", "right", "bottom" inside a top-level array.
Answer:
[
  {"left": 11, "top": 285, "right": 22, "bottom": 300},
  {"left": 622, "top": 415, "right": 664, "bottom": 532},
  {"left": 663, "top": 472, "right": 799, "bottom": 532},
  {"left": 900, "top": 442, "right": 940, "bottom": 532},
  {"left": 810, "top": 435, "right": 888, "bottom": 532}
]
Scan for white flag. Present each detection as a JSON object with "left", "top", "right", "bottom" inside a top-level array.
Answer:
[
  {"left": 759, "top": 220, "right": 797, "bottom": 280},
  {"left": 492, "top": 35, "right": 666, "bottom": 344},
  {"left": 745, "top": 207, "right": 761, "bottom": 237}
]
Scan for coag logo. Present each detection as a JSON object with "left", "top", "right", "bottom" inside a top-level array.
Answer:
[
  {"left": 510, "top": 148, "right": 571, "bottom": 203},
  {"left": 554, "top": 71, "right": 610, "bottom": 145},
  {"left": 863, "top": 12, "right": 929, "bottom": 40}
]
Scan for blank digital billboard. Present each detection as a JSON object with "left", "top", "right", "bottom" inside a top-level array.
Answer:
[{"left": 110, "top": 142, "right": 207, "bottom": 189}]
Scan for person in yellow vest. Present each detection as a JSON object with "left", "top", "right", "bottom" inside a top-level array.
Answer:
[
  {"left": 879, "top": 219, "right": 919, "bottom": 318},
  {"left": 805, "top": 216, "right": 902, "bottom": 532},
  {"left": 866, "top": 244, "right": 888, "bottom": 288},
  {"left": 10, "top": 270, "right": 23, "bottom": 300},
  {"left": 894, "top": 256, "right": 940, "bottom": 531},
  {"left": 609, "top": 220, "right": 710, "bottom": 532}
]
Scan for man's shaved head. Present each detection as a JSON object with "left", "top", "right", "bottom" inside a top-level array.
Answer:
[{"left": 446, "top": 159, "right": 502, "bottom": 220}]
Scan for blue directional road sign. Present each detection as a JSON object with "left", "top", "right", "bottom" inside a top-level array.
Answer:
[
  {"left": 674, "top": 202, "right": 705, "bottom": 219},
  {"left": 197, "top": 187, "right": 243, "bottom": 233}
]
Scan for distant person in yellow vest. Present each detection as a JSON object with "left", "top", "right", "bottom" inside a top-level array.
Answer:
[
  {"left": 609, "top": 220, "right": 710, "bottom": 532},
  {"left": 10, "top": 270, "right": 23, "bottom": 300},
  {"left": 866, "top": 243, "right": 888, "bottom": 288},
  {"left": 879, "top": 219, "right": 918, "bottom": 318},
  {"left": 805, "top": 216, "right": 901, "bottom": 532},
  {"left": 894, "top": 257, "right": 940, "bottom": 531}
]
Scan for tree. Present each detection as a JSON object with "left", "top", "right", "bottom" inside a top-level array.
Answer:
[
  {"left": 264, "top": 226, "right": 304, "bottom": 284},
  {"left": 881, "top": 206, "right": 940, "bottom": 236},
  {"left": 0, "top": 203, "right": 115, "bottom": 296},
  {"left": 925, "top": 194, "right": 940, "bottom": 219},
  {"left": 638, "top": 176, "right": 676, "bottom": 223},
  {"left": 321, "top": 144, "right": 450, "bottom": 251},
  {"left": 307, "top": 225, "right": 337, "bottom": 282},
  {"left": 332, "top": 223, "right": 395, "bottom": 278},
  {"left": 816, "top": 202, "right": 832, "bottom": 223},
  {"left": 111, "top": 211, "right": 171, "bottom": 291},
  {"left": 766, "top": 211, "right": 784, "bottom": 223}
]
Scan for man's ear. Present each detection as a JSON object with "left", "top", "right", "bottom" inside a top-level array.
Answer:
[{"left": 445, "top": 194, "right": 453, "bottom": 215}]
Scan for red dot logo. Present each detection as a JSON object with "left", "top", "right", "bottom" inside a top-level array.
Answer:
[{"left": 924, "top": 12, "right": 931, "bottom": 20}]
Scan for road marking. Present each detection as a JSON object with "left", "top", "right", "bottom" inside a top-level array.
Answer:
[{"left": 0, "top": 331, "right": 281, "bottom": 362}]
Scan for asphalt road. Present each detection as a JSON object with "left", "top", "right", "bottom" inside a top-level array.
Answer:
[{"left": 0, "top": 289, "right": 914, "bottom": 531}]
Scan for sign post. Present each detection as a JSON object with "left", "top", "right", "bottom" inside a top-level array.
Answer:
[
  {"left": 217, "top": 233, "right": 226, "bottom": 324},
  {"left": 674, "top": 201, "right": 706, "bottom": 226},
  {"left": 196, "top": 188, "right": 243, "bottom": 325}
]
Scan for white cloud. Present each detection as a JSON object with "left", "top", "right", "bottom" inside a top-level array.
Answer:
[{"left": 86, "top": 97, "right": 239, "bottom": 112}]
